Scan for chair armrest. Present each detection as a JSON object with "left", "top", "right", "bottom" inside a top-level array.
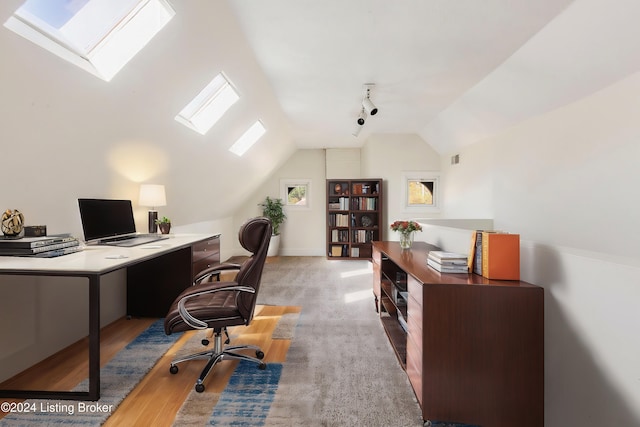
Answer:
[
  {"left": 194, "top": 263, "right": 242, "bottom": 284},
  {"left": 177, "top": 281, "right": 255, "bottom": 329}
]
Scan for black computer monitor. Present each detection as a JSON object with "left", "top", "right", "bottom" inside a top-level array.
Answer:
[{"left": 78, "top": 198, "right": 137, "bottom": 243}]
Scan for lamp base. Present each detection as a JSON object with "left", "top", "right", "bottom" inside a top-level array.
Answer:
[{"left": 148, "top": 211, "right": 158, "bottom": 234}]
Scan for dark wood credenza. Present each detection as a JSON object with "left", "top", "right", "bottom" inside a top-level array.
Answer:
[{"left": 372, "top": 241, "right": 544, "bottom": 427}]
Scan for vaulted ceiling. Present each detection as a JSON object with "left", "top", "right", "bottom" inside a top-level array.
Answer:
[
  {"left": 228, "top": 0, "right": 640, "bottom": 153},
  {"left": 3, "top": 0, "right": 640, "bottom": 227}
]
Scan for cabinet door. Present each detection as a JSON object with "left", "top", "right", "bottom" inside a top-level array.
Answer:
[
  {"left": 372, "top": 248, "right": 381, "bottom": 312},
  {"left": 127, "top": 247, "right": 192, "bottom": 317},
  {"left": 406, "top": 275, "right": 424, "bottom": 406}
]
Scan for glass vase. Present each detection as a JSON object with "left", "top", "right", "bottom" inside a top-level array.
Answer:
[{"left": 399, "top": 231, "right": 414, "bottom": 250}]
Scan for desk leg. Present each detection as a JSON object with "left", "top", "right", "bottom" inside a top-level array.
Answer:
[
  {"left": 0, "top": 273, "right": 101, "bottom": 401},
  {"left": 88, "top": 274, "right": 100, "bottom": 400}
]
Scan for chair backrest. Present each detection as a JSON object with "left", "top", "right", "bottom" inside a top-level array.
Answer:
[{"left": 234, "top": 217, "right": 272, "bottom": 323}]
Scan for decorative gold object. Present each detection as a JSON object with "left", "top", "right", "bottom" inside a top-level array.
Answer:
[{"left": 1, "top": 209, "right": 25, "bottom": 236}]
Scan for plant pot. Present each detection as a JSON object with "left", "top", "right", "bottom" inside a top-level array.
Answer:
[
  {"left": 158, "top": 223, "right": 171, "bottom": 235},
  {"left": 267, "top": 234, "right": 280, "bottom": 257}
]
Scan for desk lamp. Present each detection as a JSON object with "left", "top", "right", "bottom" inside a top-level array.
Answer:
[{"left": 139, "top": 184, "right": 166, "bottom": 233}]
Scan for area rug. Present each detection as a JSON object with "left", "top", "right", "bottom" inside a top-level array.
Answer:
[
  {"left": 256, "top": 256, "right": 426, "bottom": 426},
  {"left": 172, "top": 310, "right": 299, "bottom": 426},
  {"left": 0, "top": 320, "right": 179, "bottom": 426}
]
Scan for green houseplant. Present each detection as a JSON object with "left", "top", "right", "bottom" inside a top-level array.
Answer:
[
  {"left": 259, "top": 197, "right": 286, "bottom": 235},
  {"left": 259, "top": 197, "right": 286, "bottom": 256}
]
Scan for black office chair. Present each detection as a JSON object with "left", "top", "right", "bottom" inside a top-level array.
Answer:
[{"left": 164, "top": 217, "right": 272, "bottom": 392}]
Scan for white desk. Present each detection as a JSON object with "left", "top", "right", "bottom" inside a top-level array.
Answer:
[{"left": 0, "top": 233, "right": 218, "bottom": 401}]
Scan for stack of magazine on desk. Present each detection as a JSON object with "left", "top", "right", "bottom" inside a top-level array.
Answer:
[
  {"left": 427, "top": 250, "right": 469, "bottom": 273},
  {"left": 0, "top": 234, "right": 82, "bottom": 258}
]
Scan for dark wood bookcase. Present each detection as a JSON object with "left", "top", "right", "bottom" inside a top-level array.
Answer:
[{"left": 326, "top": 178, "right": 383, "bottom": 260}]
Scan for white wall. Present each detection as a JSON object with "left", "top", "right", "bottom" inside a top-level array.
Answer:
[
  {"left": 435, "top": 71, "right": 640, "bottom": 426},
  {"left": 0, "top": 0, "right": 295, "bottom": 382},
  {"left": 238, "top": 136, "right": 444, "bottom": 256},
  {"left": 0, "top": 0, "right": 295, "bottom": 238},
  {"left": 362, "top": 134, "right": 442, "bottom": 241},
  {"left": 233, "top": 149, "right": 327, "bottom": 256}
]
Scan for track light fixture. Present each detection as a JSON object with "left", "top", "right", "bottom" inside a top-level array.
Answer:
[
  {"left": 353, "top": 83, "right": 378, "bottom": 134},
  {"left": 357, "top": 108, "right": 367, "bottom": 126},
  {"left": 362, "top": 84, "right": 378, "bottom": 116}
]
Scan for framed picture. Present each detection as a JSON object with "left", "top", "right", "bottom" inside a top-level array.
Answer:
[{"left": 402, "top": 172, "right": 439, "bottom": 212}]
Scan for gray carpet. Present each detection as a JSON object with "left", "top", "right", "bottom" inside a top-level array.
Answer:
[{"left": 257, "top": 256, "right": 424, "bottom": 427}]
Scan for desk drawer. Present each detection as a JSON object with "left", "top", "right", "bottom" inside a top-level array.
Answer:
[
  {"left": 193, "top": 254, "right": 219, "bottom": 276},
  {"left": 192, "top": 237, "right": 220, "bottom": 261},
  {"left": 192, "top": 236, "right": 220, "bottom": 278}
]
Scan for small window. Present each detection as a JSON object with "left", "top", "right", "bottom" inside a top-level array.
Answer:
[
  {"left": 229, "top": 121, "right": 266, "bottom": 156},
  {"left": 402, "top": 172, "right": 440, "bottom": 212},
  {"left": 5, "top": 0, "right": 175, "bottom": 82},
  {"left": 281, "top": 179, "right": 311, "bottom": 209},
  {"left": 408, "top": 180, "right": 434, "bottom": 205},
  {"left": 175, "top": 73, "right": 240, "bottom": 135}
]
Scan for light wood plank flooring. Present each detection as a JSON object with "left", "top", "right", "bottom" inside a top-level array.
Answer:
[{"left": 0, "top": 305, "right": 298, "bottom": 426}]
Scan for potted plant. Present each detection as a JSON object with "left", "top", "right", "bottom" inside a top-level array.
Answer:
[
  {"left": 259, "top": 196, "right": 286, "bottom": 256},
  {"left": 155, "top": 216, "right": 171, "bottom": 234}
]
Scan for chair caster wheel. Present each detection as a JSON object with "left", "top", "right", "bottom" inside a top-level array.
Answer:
[
  {"left": 195, "top": 383, "right": 205, "bottom": 393},
  {"left": 258, "top": 363, "right": 266, "bottom": 370},
  {"left": 169, "top": 365, "right": 178, "bottom": 374},
  {"left": 256, "top": 350, "right": 264, "bottom": 359},
  {"left": 201, "top": 339, "right": 209, "bottom": 346}
]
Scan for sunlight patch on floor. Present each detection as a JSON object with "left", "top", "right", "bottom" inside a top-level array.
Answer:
[
  {"left": 339, "top": 266, "right": 372, "bottom": 279},
  {"left": 344, "top": 289, "right": 372, "bottom": 304}
]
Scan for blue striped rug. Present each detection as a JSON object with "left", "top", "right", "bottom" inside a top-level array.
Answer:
[
  {"left": 0, "top": 320, "right": 179, "bottom": 426},
  {"left": 209, "top": 360, "right": 283, "bottom": 426}
]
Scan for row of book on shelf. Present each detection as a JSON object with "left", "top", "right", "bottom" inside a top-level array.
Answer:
[
  {"left": 426, "top": 230, "right": 520, "bottom": 280},
  {"left": 328, "top": 197, "right": 378, "bottom": 211},
  {"left": 0, "top": 234, "right": 83, "bottom": 258}
]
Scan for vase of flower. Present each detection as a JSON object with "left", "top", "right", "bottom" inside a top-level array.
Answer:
[
  {"left": 390, "top": 220, "right": 422, "bottom": 250},
  {"left": 399, "top": 231, "right": 414, "bottom": 249}
]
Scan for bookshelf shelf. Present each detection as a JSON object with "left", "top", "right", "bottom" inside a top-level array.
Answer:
[{"left": 326, "top": 178, "right": 383, "bottom": 260}]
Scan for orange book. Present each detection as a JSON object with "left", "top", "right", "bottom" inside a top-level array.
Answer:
[{"left": 481, "top": 232, "right": 520, "bottom": 280}]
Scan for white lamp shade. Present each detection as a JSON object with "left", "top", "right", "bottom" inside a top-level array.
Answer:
[{"left": 139, "top": 184, "right": 166, "bottom": 207}]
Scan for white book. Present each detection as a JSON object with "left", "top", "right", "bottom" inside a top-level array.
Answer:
[
  {"left": 428, "top": 251, "right": 468, "bottom": 265},
  {"left": 427, "top": 258, "right": 469, "bottom": 273}
]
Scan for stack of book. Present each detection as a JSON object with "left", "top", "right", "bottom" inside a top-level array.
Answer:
[
  {"left": 0, "top": 234, "right": 82, "bottom": 258},
  {"left": 427, "top": 250, "right": 469, "bottom": 273}
]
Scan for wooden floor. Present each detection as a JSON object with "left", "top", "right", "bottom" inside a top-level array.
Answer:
[{"left": 0, "top": 305, "right": 298, "bottom": 426}]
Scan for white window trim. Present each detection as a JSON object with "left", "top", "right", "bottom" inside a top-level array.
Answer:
[
  {"left": 402, "top": 171, "right": 440, "bottom": 213},
  {"left": 175, "top": 72, "right": 240, "bottom": 135},
  {"left": 280, "top": 179, "right": 311, "bottom": 210},
  {"left": 229, "top": 120, "right": 266, "bottom": 156},
  {"left": 4, "top": 0, "right": 175, "bottom": 82}
]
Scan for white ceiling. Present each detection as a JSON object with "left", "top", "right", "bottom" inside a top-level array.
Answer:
[{"left": 228, "top": 0, "right": 640, "bottom": 153}]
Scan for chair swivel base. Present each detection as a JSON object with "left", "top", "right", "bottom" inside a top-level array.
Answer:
[{"left": 169, "top": 329, "right": 266, "bottom": 393}]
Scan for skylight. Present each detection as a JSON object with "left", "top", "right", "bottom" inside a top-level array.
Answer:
[
  {"left": 4, "top": 0, "right": 175, "bottom": 81},
  {"left": 175, "top": 73, "right": 240, "bottom": 135},
  {"left": 229, "top": 121, "right": 266, "bottom": 156}
]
